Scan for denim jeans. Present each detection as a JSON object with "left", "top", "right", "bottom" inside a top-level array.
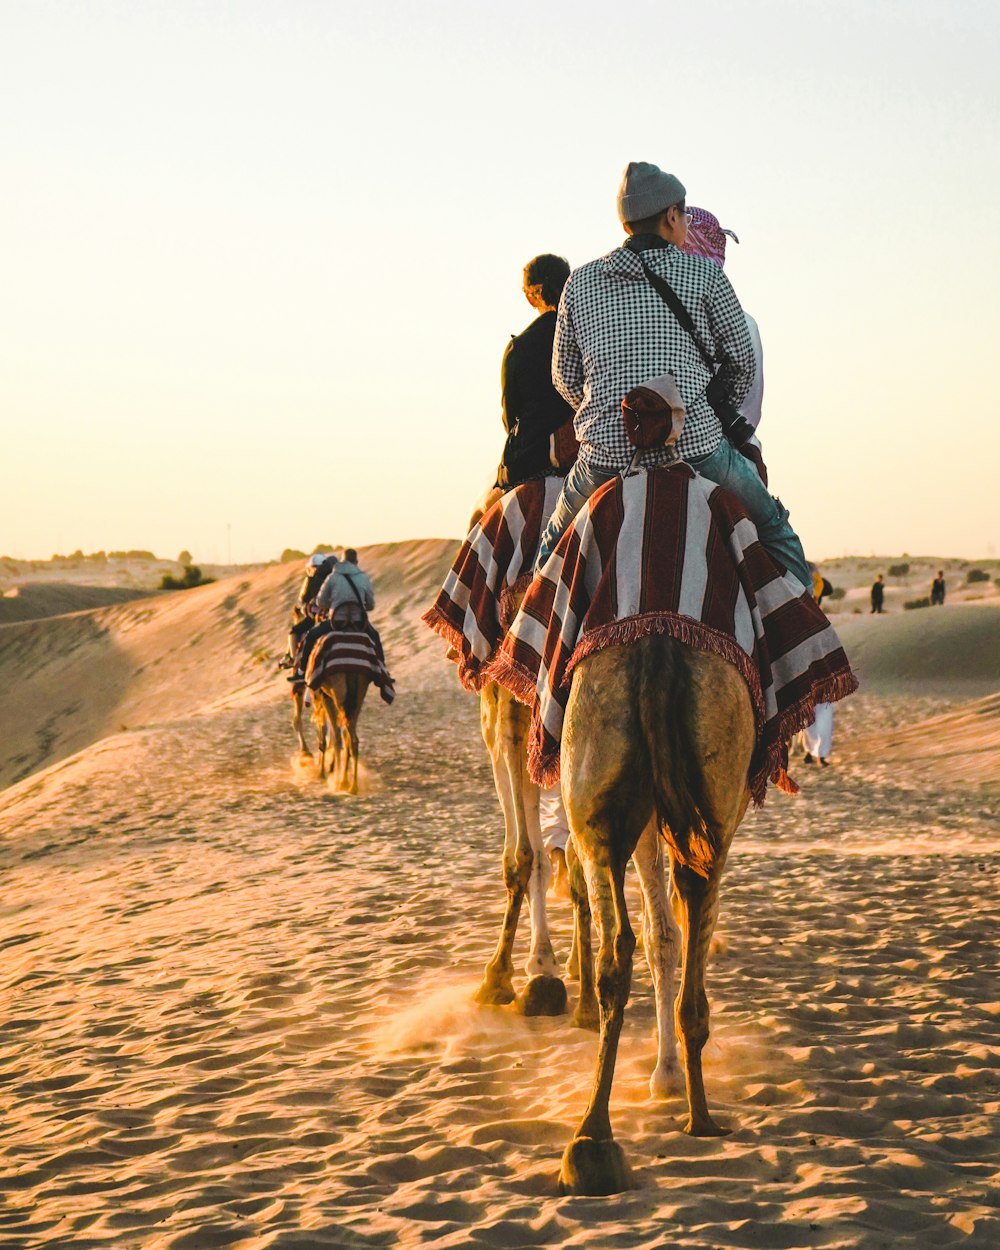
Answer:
[
  {"left": 688, "top": 439, "right": 811, "bottom": 589},
  {"left": 535, "top": 457, "right": 618, "bottom": 570}
]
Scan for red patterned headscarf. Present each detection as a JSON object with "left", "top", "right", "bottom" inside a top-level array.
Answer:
[{"left": 683, "top": 207, "right": 739, "bottom": 269}]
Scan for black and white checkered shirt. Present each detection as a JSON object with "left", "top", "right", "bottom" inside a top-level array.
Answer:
[{"left": 553, "top": 238, "right": 755, "bottom": 468}]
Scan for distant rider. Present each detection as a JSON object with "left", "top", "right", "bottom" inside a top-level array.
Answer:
[{"left": 289, "top": 548, "right": 386, "bottom": 682}]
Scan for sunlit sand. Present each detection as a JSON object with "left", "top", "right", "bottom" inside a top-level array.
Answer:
[{"left": 1, "top": 548, "right": 997, "bottom": 1247}]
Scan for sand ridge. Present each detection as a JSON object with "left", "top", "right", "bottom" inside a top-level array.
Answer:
[{"left": 0, "top": 543, "right": 998, "bottom": 1248}]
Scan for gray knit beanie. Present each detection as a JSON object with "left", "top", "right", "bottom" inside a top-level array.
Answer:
[{"left": 617, "top": 161, "right": 686, "bottom": 224}]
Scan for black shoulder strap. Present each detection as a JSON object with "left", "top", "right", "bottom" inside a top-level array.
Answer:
[
  {"left": 624, "top": 241, "right": 716, "bottom": 372},
  {"left": 344, "top": 574, "right": 366, "bottom": 608}
]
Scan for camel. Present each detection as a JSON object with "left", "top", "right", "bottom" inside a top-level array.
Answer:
[
  {"left": 557, "top": 632, "right": 756, "bottom": 1196},
  {"left": 311, "top": 669, "right": 369, "bottom": 794}
]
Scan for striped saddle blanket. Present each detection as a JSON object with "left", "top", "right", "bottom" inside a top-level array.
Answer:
[
  {"left": 422, "top": 475, "right": 563, "bottom": 690},
  {"left": 448, "top": 463, "right": 857, "bottom": 804},
  {"left": 305, "top": 630, "right": 394, "bottom": 701}
]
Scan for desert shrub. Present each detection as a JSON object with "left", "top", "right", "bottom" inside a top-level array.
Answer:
[
  {"left": 888, "top": 562, "right": 910, "bottom": 578},
  {"left": 160, "top": 564, "right": 214, "bottom": 591},
  {"left": 177, "top": 549, "right": 193, "bottom": 566},
  {"left": 313, "top": 542, "right": 336, "bottom": 553},
  {"left": 828, "top": 586, "right": 846, "bottom": 600},
  {"left": 966, "top": 568, "right": 989, "bottom": 583},
  {"left": 280, "top": 548, "right": 307, "bottom": 564},
  {"left": 904, "top": 596, "right": 930, "bottom": 610}
]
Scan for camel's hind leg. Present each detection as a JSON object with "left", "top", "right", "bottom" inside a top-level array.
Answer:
[
  {"left": 341, "top": 674, "right": 368, "bottom": 794},
  {"left": 566, "top": 836, "right": 598, "bottom": 1030},
  {"left": 659, "top": 648, "right": 754, "bottom": 1136},
  {"left": 558, "top": 652, "right": 654, "bottom": 1195},
  {"left": 633, "top": 819, "right": 683, "bottom": 1098}
]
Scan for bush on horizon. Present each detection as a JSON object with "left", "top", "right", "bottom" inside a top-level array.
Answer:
[
  {"left": 280, "top": 548, "right": 307, "bottom": 564},
  {"left": 160, "top": 564, "right": 215, "bottom": 591},
  {"left": 904, "top": 596, "right": 931, "bottom": 610},
  {"left": 966, "top": 568, "right": 989, "bottom": 583},
  {"left": 828, "top": 586, "right": 846, "bottom": 600},
  {"left": 888, "top": 562, "right": 910, "bottom": 578}
]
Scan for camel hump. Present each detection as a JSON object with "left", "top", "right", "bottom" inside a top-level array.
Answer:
[{"left": 637, "top": 635, "right": 753, "bottom": 878}]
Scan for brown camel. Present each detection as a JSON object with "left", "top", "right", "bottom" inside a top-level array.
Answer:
[
  {"left": 558, "top": 632, "right": 756, "bottom": 1196},
  {"left": 311, "top": 670, "right": 370, "bottom": 794}
]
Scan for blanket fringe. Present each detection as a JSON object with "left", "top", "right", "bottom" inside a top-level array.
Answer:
[
  {"left": 420, "top": 605, "right": 489, "bottom": 693},
  {"left": 481, "top": 648, "right": 539, "bottom": 706},
  {"left": 564, "top": 611, "right": 766, "bottom": 728}
]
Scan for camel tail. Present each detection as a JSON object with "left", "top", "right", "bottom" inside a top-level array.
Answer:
[{"left": 638, "top": 635, "right": 721, "bottom": 880}]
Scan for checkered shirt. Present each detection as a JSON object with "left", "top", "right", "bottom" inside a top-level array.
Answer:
[{"left": 553, "top": 240, "right": 755, "bottom": 468}]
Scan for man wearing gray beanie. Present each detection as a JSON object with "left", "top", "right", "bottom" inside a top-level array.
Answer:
[{"left": 535, "top": 161, "right": 810, "bottom": 589}]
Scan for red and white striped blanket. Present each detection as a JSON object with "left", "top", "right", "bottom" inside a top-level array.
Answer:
[
  {"left": 421, "top": 475, "right": 564, "bottom": 690},
  {"left": 306, "top": 630, "right": 395, "bottom": 701},
  {"left": 463, "top": 464, "right": 856, "bottom": 804}
]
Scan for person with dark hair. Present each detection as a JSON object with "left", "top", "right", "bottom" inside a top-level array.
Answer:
[
  {"left": 931, "top": 570, "right": 946, "bottom": 605},
  {"left": 495, "top": 253, "right": 578, "bottom": 491},
  {"left": 870, "top": 574, "right": 885, "bottom": 614}
]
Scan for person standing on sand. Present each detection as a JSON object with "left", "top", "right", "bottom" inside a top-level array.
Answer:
[
  {"left": 931, "top": 570, "right": 946, "bottom": 605},
  {"left": 803, "top": 563, "right": 834, "bottom": 765},
  {"left": 535, "top": 160, "right": 811, "bottom": 589},
  {"left": 871, "top": 574, "right": 885, "bottom": 614}
]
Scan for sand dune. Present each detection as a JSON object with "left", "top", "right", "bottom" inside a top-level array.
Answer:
[
  {"left": 0, "top": 582, "right": 148, "bottom": 624},
  {"left": 832, "top": 603, "right": 1000, "bottom": 697},
  {"left": 0, "top": 540, "right": 458, "bottom": 790},
  {"left": 0, "top": 543, "right": 997, "bottom": 1248}
]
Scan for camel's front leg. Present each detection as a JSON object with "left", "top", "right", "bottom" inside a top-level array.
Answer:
[
  {"left": 633, "top": 821, "right": 683, "bottom": 1098},
  {"left": 672, "top": 860, "right": 728, "bottom": 1136},
  {"left": 560, "top": 850, "right": 634, "bottom": 1195},
  {"left": 291, "top": 688, "right": 310, "bottom": 755},
  {"left": 519, "top": 771, "right": 558, "bottom": 982},
  {"left": 474, "top": 748, "right": 529, "bottom": 1006}
]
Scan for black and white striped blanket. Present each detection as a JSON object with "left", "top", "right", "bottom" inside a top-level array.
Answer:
[
  {"left": 422, "top": 476, "right": 564, "bottom": 690},
  {"left": 306, "top": 630, "right": 395, "bottom": 702},
  {"left": 479, "top": 464, "right": 857, "bottom": 803}
]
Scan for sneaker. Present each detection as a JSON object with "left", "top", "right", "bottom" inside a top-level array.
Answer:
[
  {"left": 803, "top": 753, "right": 815, "bottom": 765},
  {"left": 286, "top": 671, "right": 304, "bottom": 684},
  {"left": 820, "top": 757, "right": 831, "bottom": 767},
  {"left": 277, "top": 654, "right": 294, "bottom": 670}
]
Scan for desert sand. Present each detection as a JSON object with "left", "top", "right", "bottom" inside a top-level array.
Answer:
[{"left": 1, "top": 546, "right": 997, "bottom": 1248}]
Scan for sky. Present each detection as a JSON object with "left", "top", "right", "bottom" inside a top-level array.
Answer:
[{"left": 2, "top": 0, "right": 999, "bottom": 564}]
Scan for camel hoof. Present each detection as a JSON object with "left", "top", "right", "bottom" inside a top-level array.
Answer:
[
  {"left": 518, "top": 975, "right": 567, "bottom": 1017},
  {"left": 684, "top": 1114, "right": 730, "bottom": 1137},
  {"left": 474, "top": 977, "right": 515, "bottom": 1007},
  {"left": 572, "top": 998, "right": 599, "bottom": 1032},
  {"left": 649, "top": 1061, "right": 684, "bottom": 1100},
  {"left": 559, "top": 1136, "right": 632, "bottom": 1196}
]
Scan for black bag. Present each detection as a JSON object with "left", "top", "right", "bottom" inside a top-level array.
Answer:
[{"left": 626, "top": 241, "right": 756, "bottom": 449}]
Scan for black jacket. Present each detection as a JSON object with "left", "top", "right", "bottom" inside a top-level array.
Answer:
[
  {"left": 496, "top": 311, "right": 574, "bottom": 488},
  {"left": 298, "top": 556, "right": 338, "bottom": 605}
]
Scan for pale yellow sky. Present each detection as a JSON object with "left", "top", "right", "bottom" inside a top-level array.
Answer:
[{"left": 2, "top": 0, "right": 999, "bottom": 563}]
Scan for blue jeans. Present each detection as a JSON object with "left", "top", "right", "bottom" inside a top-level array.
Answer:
[
  {"left": 535, "top": 458, "right": 617, "bottom": 570},
  {"left": 688, "top": 439, "right": 811, "bottom": 589}
]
